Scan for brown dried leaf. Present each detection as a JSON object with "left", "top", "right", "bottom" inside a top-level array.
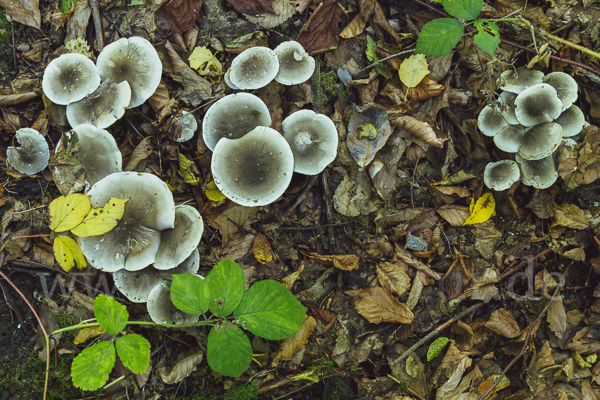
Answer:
[
  {"left": 485, "top": 308, "right": 520, "bottom": 338},
  {"left": 526, "top": 190, "right": 555, "bottom": 219},
  {"left": 559, "top": 246, "right": 586, "bottom": 261},
  {"left": 157, "top": 0, "right": 202, "bottom": 32},
  {"left": 442, "top": 267, "right": 463, "bottom": 300},
  {"left": 295, "top": 0, "right": 343, "bottom": 54},
  {"left": 437, "top": 205, "right": 470, "bottom": 227},
  {"left": 346, "top": 287, "right": 414, "bottom": 324},
  {"left": 472, "top": 221, "right": 502, "bottom": 260},
  {"left": 124, "top": 137, "right": 153, "bottom": 171},
  {"left": 347, "top": 104, "right": 392, "bottom": 169},
  {"left": 434, "top": 186, "right": 470, "bottom": 198},
  {"left": 281, "top": 263, "right": 304, "bottom": 290},
  {"left": 0, "top": 0, "right": 40, "bottom": 29},
  {"left": 220, "top": 232, "right": 255, "bottom": 261},
  {"left": 271, "top": 316, "right": 317, "bottom": 366},
  {"left": 376, "top": 262, "right": 411, "bottom": 296},
  {"left": 301, "top": 251, "right": 359, "bottom": 271},
  {"left": 158, "top": 348, "right": 204, "bottom": 384},
  {"left": 405, "top": 77, "right": 445, "bottom": 103},
  {"left": 547, "top": 297, "right": 566, "bottom": 338},
  {"left": 214, "top": 205, "right": 258, "bottom": 243},
  {"left": 395, "top": 246, "right": 441, "bottom": 280},
  {"left": 252, "top": 233, "right": 273, "bottom": 264},
  {"left": 33, "top": 245, "right": 54, "bottom": 267},
  {"left": 0, "top": 92, "right": 38, "bottom": 106},
  {"left": 147, "top": 82, "right": 170, "bottom": 114},
  {"left": 493, "top": 0, "right": 550, "bottom": 29},
  {"left": 392, "top": 116, "right": 445, "bottom": 148},
  {"left": 553, "top": 202, "right": 589, "bottom": 230},
  {"left": 339, "top": 0, "right": 375, "bottom": 39}
]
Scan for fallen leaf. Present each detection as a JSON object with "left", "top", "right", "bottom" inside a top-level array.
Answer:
[
  {"left": 347, "top": 104, "right": 392, "bottom": 169},
  {"left": 271, "top": 316, "right": 317, "bottom": 365},
  {"left": 547, "top": 297, "right": 566, "bottom": 339},
  {"left": 346, "top": 287, "right": 414, "bottom": 324},
  {"left": 472, "top": 221, "right": 502, "bottom": 260},
  {"left": 281, "top": 263, "right": 305, "bottom": 290},
  {"left": 157, "top": 0, "right": 202, "bottom": 33},
  {"left": 252, "top": 233, "right": 274, "bottom": 264},
  {"left": 205, "top": 181, "right": 226, "bottom": 202},
  {"left": 189, "top": 46, "right": 222, "bottom": 82},
  {"left": 70, "top": 197, "right": 128, "bottom": 237},
  {"left": 178, "top": 153, "right": 200, "bottom": 186},
  {"left": 124, "top": 137, "right": 153, "bottom": 171},
  {"left": 74, "top": 326, "right": 106, "bottom": 345},
  {"left": 301, "top": 251, "right": 359, "bottom": 271},
  {"left": 49, "top": 194, "right": 91, "bottom": 232},
  {"left": 295, "top": 0, "right": 343, "bottom": 54},
  {"left": 477, "top": 374, "right": 510, "bottom": 396},
  {"left": 553, "top": 202, "right": 589, "bottom": 230},
  {"left": 485, "top": 308, "right": 520, "bottom": 338},
  {"left": 437, "top": 205, "right": 471, "bottom": 227},
  {"left": 405, "top": 76, "right": 445, "bottom": 103},
  {"left": 392, "top": 116, "right": 445, "bottom": 148},
  {"left": 158, "top": 348, "right": 204, "bottom": 384},
  {"left": 464, "top": 194, "right": 495, "bottom": 225},
  {"left": 225, "top": 0, "right": 274, "bottom": 15},
  {"left": 54, "top": 235, "right": 87, "bottom": 272},
  {"left": 433, "top": 170, "right": 476, "bottom": 185},
  {"left": 395, "top": 246, "right": 441, "bottom": 280},
  {"left": 339, "top": 0, "right": 375, "bottom": 39},
  {"left": 399, "top": 54, "right": 430, "bottom": 88},
  {"left": 376, "top": 262, "right": 411, "bottom": 296},
  {"left": 0, "top": 0, "right": 41, "bottom": 29}
]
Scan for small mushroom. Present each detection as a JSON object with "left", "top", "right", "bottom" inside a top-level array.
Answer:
[
  {"left": 42, "top": 53, "right": 101, "bottom": 105},
  {"left": 147, "top": 282, "right": 200, "bottom": 324},
  {"left": 497, "top": 91, "right": 519, "bottom": 125},
  {"left": 274, "top": 41, "right": 315, "bottom": 85},
  {"left": 282, "top": 109, "right": 338, "bottom": 175},
  {"left": 516, "top": 154, "right": 558, "bottom": 189},
  {"left": 477, "top": 105, "right": 508, "bottom": 137},
  {"left": 514, "top": 83, "right": 563, "bottom": 126},
  {"left": 96, "top": 37, "right": 162, "bottom": 108},
  {"left": 543, "top": 72, "right": 578, "bottom": 111},
  {"left": 66, "top": 82, "right": 131, "bottom": 129},
  {"left": 228, "top": 46, "right": 279, "bottom": 90},
  {"left": 554, "top": 105, "right": 585, "bottom": 138},
  {"left": 518, "top": 122, "right": 563, "bottom": 161},
  {"left": 7, "top": 128, "right": 50, "bottom": 175},
  {"left": 497, "top": 68, "right": 544, "bottom": 94},
  {"left": 202, "top": 93, "right": 272, "bottom": 151},
  {"left": 483, "top": 160, "right": 521, "bottom": 191},
  {"left": 154, "top": 205, "right": 204, "bottom": 271},
  {"left": 224, "top": 69, "right": 240, "bottom": 90},
  {"left": 174, "top": 111, "right": 197, "bottom": 142},
  {"left": 71, "top": 124, "right": 122, "bottom": 188},
  {"left": 493, "top": 124, "right": 526, "bottom": 153},
  {"left": 212, "top": 126, "right": 294, "bottom": 207}
]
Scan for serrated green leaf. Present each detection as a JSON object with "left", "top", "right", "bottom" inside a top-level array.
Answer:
[
  {"left": 71, "top": 341, "right": 116, "bottom": 391},
  {"left": 441, "top": 0, "right": 482, "bottom": 20},
  {"left": 94, "top": 294, "right": 128, "bottom": 337},
  {"left": 116, "top": 334, "right": 151, "bottom": 374},
  {"left": 473, "top": 22, "right": 500, "bottom": 56},
  {"left": 233, "top": 280, "right": 307, "bottom": 340},
  {"left": 415, "top": 18, "right": 464, "bottom": 57},
  {"left": 171, "top": 273, "right": 209, "bottom": 315},
  {"left": 427, "top": 337, "right": 452, "bottom": 361},
  {"left": 206, "top": 259, "right": 245, "bottom": 317},
  {"left": 207, "top": 324, "right": 252, "bottom": 378}
]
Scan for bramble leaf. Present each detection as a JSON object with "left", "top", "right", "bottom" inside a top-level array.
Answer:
[
  {"left": 49, "top": 194, "right": 91, "bottom": 232},
  {"left": 427, "top": 337, "right": 452, "bottom": 361},
  {"left": 71, "top": 341, "right": 116, "bottom": 391},
  {"left": 53, "top": 235, "right": 87, "bottom": 272},
  {"left": 415, "top": 18, "right": 463, "bottom": 57},
  {"left": 116, "top": 334, "right": 151, "bottom": 374},
  {"left": 441, "top": 0, "right": 483, "bottom": 20},
  {"left": 70, "top": 197, "right": 128, "bottom": 237},
  {"left": 171, "top": 273, "right": 210, "bottom": 315},
  {"left": 473, "top": 21, "right": 500, "bottom": 56},
  {"left": 207, "top": 324, "right": 252, "bottom": 378},
  {"left": 206, "top": 259, "right": 245, "bottom": 317},
  {"left": 94, "top": 294, "right": 128, "bottom": 337}
]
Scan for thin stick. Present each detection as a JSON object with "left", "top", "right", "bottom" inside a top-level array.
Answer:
[
  {"left": 88, "top": 0, "right": 104, "bottom": 50},
  {"left": 359, "top": 49, "right": 415, "bottom": 75}
]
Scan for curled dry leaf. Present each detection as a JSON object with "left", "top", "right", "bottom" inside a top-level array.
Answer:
[
  {"left": 281, "top": 263, "right": 304, "bottom": 290},
  {"left": 437, "top": 205, "right": 471, "bottom": 227},
  {"left": 376, "top": 262, "right": 411, "bottom": 296},
  {"left": 547, "top": 297, "right": 567, "bottom": 338},
  {"left": 485, "top": 308, "right": 520, "bottom": 338},
  {"left": 392, "top": 116, "right": 445, "bottom": 148},
  {"left": 252, "top": 233, "right": 274, "bottom": 264},
  {"left": 339, "top": 0, "right": 375, "bottom": 39},
  {"left": 158, "top": 348, "right": 204, "bottom": 384},
  {"left": 295, "top": 0, "right": 343, "bottom": 54},
  {"left": 395, "top": 246, "right": 441, "bottom": 280},
  {"left": 346, "top": 287, "right": 414, "bottom": 324},
  {"left": 553, "top": 203, "right": 589, "bottom": 230},
  {"left": 405, "top": 77, "right": 445, "bottom": 103},
  {"left": 301, "top": 251, "right": 359, "bottom": 271},
  {"left": 271, "top": 316, "right": 317, "bottom": 366},
  {"left": 434, "top": 186, "right": 471, "bottom": 198},
  {"left": 124, "top": 137, "right": 153, "bottom": 171}
]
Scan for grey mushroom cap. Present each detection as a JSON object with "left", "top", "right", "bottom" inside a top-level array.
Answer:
[
  {"left": 42, "top": 53, "right": 101, "bottom": 105},
  {"left": 96, "top": 37, "right": 162, "bottom": 108},
  {"left": 154, "top": 205, "right": 204, "bottom": 271},
  {"left": 483, "top": 160, "right": 521, "bottom": 191},
  {"left": 175, "top": 111, "right": 197, "bottom": 142},
  {"left": 212, "top": 126, "right": 294, "bottom": 207},
  {"left": 224, "top": 69, "right": 240, "bottom": 90},
  {"left": 543, "top": 72, "right": 578, "bottom": 111},
  {"left": 282, "top": 109, "right": 338, "bottom": 175},
  {"left": 66, "top": 81, "right": 131, "bottom": 129},
  {"left": 497, "top": 68, "right": 544, "bottom": 94},
  {"left": 78, "top": 172, "right": 175, "bottom": 272},
  {"left": 554, "top": 105, "right": 585, "bottom": 138},
  {"left": 228, "top": 46, "right": 279, "bottom": 90},
  {"left": 202, "top": 93, "right": 272, "bottom": 151},
  {"left": 497, "top": 91, "right": 519, "bottom": 125},
  {"left": 493, "top": 124, "right": 526, "bottom": 153},
  {"left": 514, "top": 83, "right": 563, "bottom": 127},
  {"left": 7, "top": 128, "right": 50, "bottom": 175},
  {"left": 274, "top": 41, "right": 315, "bottom": 85},
  {"left": 518, "top": 122, "right": 563, "bottom": 161},
  {"left": 147, "top": 282, "right": 200, "bottom": 324},
  {"left": 516, "top": 154, "right": 558, "bottom": 189},
  {"left": 478, "top": 105, "right": 508, "bottom": 137}
]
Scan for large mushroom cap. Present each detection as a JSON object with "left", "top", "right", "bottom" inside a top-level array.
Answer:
[
  {"left": 78, "top": 172, "right": 175, "bottom": 272},
  {"left": 66, "top": 81, "right": 131, "bottom": 129},
  {"left": 42, "top": 53, "right": 101, "bottom": 105},
  {"left": 202, "top": 93, "right": 272, "bottom": 151},
  {"left": 497, "top": 91, "right": 519, "bottom": 125},
  {"left": 497, "top": 68, "right": 544, "bottom": 94},
  {"left": 518, "top": 122, "right": 562, "bottom": 161},
  {"left": 516, "top": 154, "right": 558, "bottom": 189},
  {"left": 514, "top": 83, "right": 563, "bottom": 127},
  {"left": 274, "top": 41, "right": 315, "bottom": 85},
  {"left": 477, "top": 105, "right": 508, "bottom": 137},
  {"left": 7, "top": 128, "right": 50, "bottom": 175},
  {"left": 147, "top": 282, "right": 199, "bottom": 324},
  {"left": 154, "top": 205, "right": 204, "bottom": 271},
  {"left": 228, "top": 47, "right": 279, "bottom": 90},
  {"left": 96, "top": 37, "right": 162, "bottom": 108},
  {"left": 282, "top": 109, "right": 338, "bottom": 175},
  {"left": 555, "top": 105, "right": 585, "bottom": 138},
  {"left": 212, "top": 126, "right": 294, "bottom": 207},
  {"left": 493, "top": 124, "right": 526, "bottom": 153},
  {"left": 483, "top": 160, "right": 520, "bottom": 191},
  {"left": 543, "top": 72, "right": 578, "bottom": 111}
]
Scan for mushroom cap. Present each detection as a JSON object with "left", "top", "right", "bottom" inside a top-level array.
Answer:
[
  {"left": 42, "top": 53, "right": 101, "bottom": 105},
  {"left": 228, "top": 46, "right": 279, "bottom": 90},
  {"left": 154, "top": 205, "right": 204, "bottom": 270},
  {"left": 96, "top": 37, "right": 162, "bottom": 108},
  {"left": 516, "top": 154, "right": 558, "bottom": 189},
  {"left": 175, "top": 111, "right": 197, "bottom": 142},
  {"left": 66, "top": 81, "right": 132, "bottom": 129},
  {"left": 493, "top": 124, "right": 526, "bottom": 153},
  {"left": 514, "top": 83, "right": 563, "bottom": 127},
  {"left": 518, "top": 122, "right": 563, "bottom": 161},
  {"left": 113, "top": 266, "right": 165, "bottom": 303},
  {"left": 78, "top": 172, "right": 175, "bottom": 272},
  {"left": 212, "top": 126, "right": 294, "bottom": 207},
  {"left": 168, "top": 248, "right": 200, "bottom": 275},
  {"left": 202, "top": 93, "right": 272, "bottom": 151},
  {"left": 282, "top": 109, "right": 338, "bottom": 175},
  {"left": 147, "top": 282, "right": 200, "bottom": 324},
  {"left": 543, "top": 72, "right": 578, "bottom": 111},
  {"left": 497, "top": 68, "right": 544, "bottom": 94},
  {"left": 477, "top": 105, "right": 508, "bottom": 137},
  {"left": 274, "top": 41, "right": 315, "bottom": 85},
  {"left": 497, "top": 91, "right": 519, "bottom": 125},
  {"left": 224, "top": 69, "right": 240, "bottom": 90},
  {"left": 7, "top": 128, "right": 50, "bottom": 175},
  {"left": 483, "top": 160, "right": 521, "bottom": 191},
  {"left": 554, "top": 105, "right": 585, "bottom": 138}
]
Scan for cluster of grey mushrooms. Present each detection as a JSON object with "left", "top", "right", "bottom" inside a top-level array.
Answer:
[
  {"left": 478, "top": 68, "right": 584, "bottom": 190},
  {"left": 5, "top": 37, "right": 338, "bottom": 323}
]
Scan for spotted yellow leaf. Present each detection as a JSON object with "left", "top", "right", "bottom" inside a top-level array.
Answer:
[
  {"left": 189, "top": 46, "right": 222, "bottom": 83},
  {"left": 49, "top": 194, "right": 91, "bottom": 232},
  {"left": 179, "top": 153, "right": 200, "bottom": 186},
  {"left": 54, "top": 235, "right": 87, "bottom": 272},
  {"left": 74, "top": 326, "right": 106, "bottom": 345},
  {"left": 463, "top": 193, "right": 495, "bottom": 225},
  {"left": 252, "top": 233, "right": 273, "bottom": 264},
  {"left": 399, "top": 54, "right": 430, "bottom": 88},
  {"left": 205, "top": 180, "right": 226, "bottom": 202},
  {"left": 70, "top": 197, "right": 128, "bottom": 237}
]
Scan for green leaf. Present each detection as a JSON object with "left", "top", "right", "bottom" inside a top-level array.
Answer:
[
  {"left": 71, "top": 341, "right": 116, "bottom": 391},
  {"left": 441, "top": 0, "right": 483, "bottom": 20},
  {"left": 366, "top": 35, "right": 378, "bottom": 62},
  {"left": 116, "top": 334, "right": 151, "bottom": 374},
  {"left": 206, "top": 259, "right": 245, "bottom": 317},
  {"left": 233, "top": 280, "right": 306, "bottom": 340},
  {"left": 207, "top": 324, "right": 252, "bottom": 378},
  {"left": 427, "top": 337, "right": 452, "bottom": 361},
  {"left": 171, "top": 273, "right": 210, "bottom": 315},
  {"left": 94, "top": 294, "right": 128, "bottom": 337},
  {"left": 415, "top": 18, "right": 464, "bottom": 57},
  {"left": 473, "top": 21, "right": 500, "bottom": 56}
]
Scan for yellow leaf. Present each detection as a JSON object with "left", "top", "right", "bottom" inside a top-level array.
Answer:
[
  {"left": 205, "top": 180, "right": 226, "bottom": 202},
  {"left": 70, "top": 197, "right": 128, "bottom": 237},
  {"left": 252, "top": 233, "right": 274, "bottom": 264},
  {"left": 358, "top": 123, "right": 378, "bottom": 139},
  {"left": 399, "top": 54, "right": 430, "bottom": 88},
  {"left": 54, "top": 236, "right": 87, "bottom": 272},
  {"left": 74, "top": 326, "right": 105, "bottom": 345},
  {"left": 178, "top": 153, "right": 200, "bottom": 186},
  {"left": 49, "top": 194, "right": 91, "bottom": 232},
  {"left": 464, "top": 193, "right": 495, "bottom": 225},
  {"left": 189, "top": 46, "right": 222, "bottom": 77}
]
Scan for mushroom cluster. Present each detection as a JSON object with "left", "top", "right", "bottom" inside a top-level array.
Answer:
[{"left": 478, "top": 68, "right": 583, "bottom": 190}]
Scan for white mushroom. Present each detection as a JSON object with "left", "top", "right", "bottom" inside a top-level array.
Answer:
[
  {"left": 516, "top": 154, "right": 558, "bottom": 189},
  {"left": 554, "top": 105, "right": 585, "bottom": 138},
  {"left": 154, "top": 205, "right": 204, "bottom": 270},
  {"left": 497, "top": 68, "right": 544, "bottom": 94},
  {"left": 147, "top": 282, "right": 200, "bottom": 324},
  {"left": 7, "top": 128, "right": 50, "bottom": 175},
  {"left": 274, "top": 41, "right": 315, "bottom": 85},
  {"left": 228, "top": 47, "right": 279, "bottom": 90},
  {"left": 518, "top": 122, "right": 563, "bottom": 161},
  {"left": 514, "top": 83, "right": 563, "bottom": 127},
  {"left": 477, "top": 105, "right": 508, "bottom": 137},
  {"left": 493, "top": 124, "right": 526, "bottom": 153},
  {"left": 66, "top": 82, "right": 131, "bottom": 129},
  {"left": 497, "top": 91, "right": 519, "bottom": 125},
  {"left": 543, "top": 72, "right": 578, "bottom": 111},
  {"left": 483, "top": 160, "right": 520, "bottom": 191},
  {"left": 42, "top": 53, "right": 101, "bottom": 105},
  {"left": 174, "top": 111, "right": 197, "bottom": 142}
]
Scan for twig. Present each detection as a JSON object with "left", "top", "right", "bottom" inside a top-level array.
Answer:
[
  {"left": 88, "top": 0, "right": 104, "bottom": 50},
  {"left": 320, "top": 170, "right": 337, "bottom": 251},
  {"left": 358, "top": 49, "right": 415, "bottom": 75},
  {"left": 100, "top": 12, "right": 125, "bottom": 38},
  {"left": 279, "top": 222, "right": 352, "bottom": 230},
  {"left": 500, "top": 248, "right": 552, "bottom": 280},
  {"left": 11, "top": 20, "right": 17, "bottom": 73}
]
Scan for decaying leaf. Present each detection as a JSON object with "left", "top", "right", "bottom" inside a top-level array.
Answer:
[
  {"left": 157, "top": 0, "right": 202, "bottom": 33},
  {"left": 252, "top": 233, "right": 274, "bottom": 264},
  {"left": 391, "top": 116, "right": 445, "bottom": 148},
  {"left": 301, "top": 251, "right": 359, "bottom": 271},
  {"left": 547, "top": 297, "right": 567, "bottom": 339},
  {"left": 433, "top": 170, "right": 476, "bottom": 186},
  {"left": 464, "top": 194, "right": 495, "bottom": 225},
  {"left": 296, "top": 0, "right": 343, "bottom": 54},
  {"left": 74, "top": 326, "right": 106, "bottom": 345},
  {"left": 205, "top": 181, "right": 226, "bottom": 202},
  {"left": 178, "top": 153, "right": 200, "bottom": 186},
  {"left": 472, "top": 221, "right": 502, "bottom": 260},
  {"left": 271, "top": 316, "right": 317, "bottom": 365},
  {"left": 0, "top": 0, "right": 41, "bottom": 29},
  {"left": 346, "top": 287, "right": 414, "bottom": 324},
  {"left": 70, "top": 197, "right": 128, "bottom": 237},
  {"left": 226, "top": 0, "right": 274, "bottom": 15},
  {"left": 553, "top": 202, "right": 589, "bottom": 230},
  {"left": 376, "top": 262, "right": 411, "bottom": 296},
  {"left": 54, "top": 235, "right": 87, "bottom": 272},
  {"left": 399, "top": 54, "right": 430, "bottom": 88},
  {"left": 158, "top": 348, "right": 204, "bottom": 384},
  {"left": 281, "top": 263, "right": 305, "bottom": 290},
  {"left": 485, "top": 308, "right": 520, "bottom": 338},
  {"left": 437, "top": 205, "right": 470, "bottom": 227},
  {"left": 477, "top": 374, "right": 510, "bottom": 396},
  {"left": 347, "top": 104, "right": 392, "bottom": 169},
  {"left": 189, "top": 46, "right": 222, "bottom": 82},
  {"left": 124, "top": 137, "right": 153, "bottom": 171}
]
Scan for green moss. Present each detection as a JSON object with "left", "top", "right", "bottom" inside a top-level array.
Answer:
[
  {"left": 0, "top": 11, "right": 11, "bottom": 47},
  {"left": 317, "top": 71, "right": 349, "bottom": 103}
]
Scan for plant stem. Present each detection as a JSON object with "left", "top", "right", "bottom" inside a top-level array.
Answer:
[{"left": 51, "top": 319, "right": 217, "bottom": 335}]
